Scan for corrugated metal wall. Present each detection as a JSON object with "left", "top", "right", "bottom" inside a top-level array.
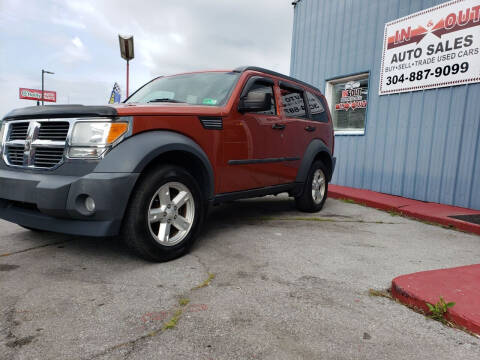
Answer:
[{"left": 290, "top": 0, "right": 480, "bottom": 210}]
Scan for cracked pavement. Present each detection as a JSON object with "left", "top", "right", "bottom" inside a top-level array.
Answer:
[{"left": 1, "top": 195, "right": 480, "bottom": 359}]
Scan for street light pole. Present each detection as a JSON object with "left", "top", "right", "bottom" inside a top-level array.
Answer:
[
  {"left": 126, "top": 59, "right": 129, "bottom": 97},
  {"left": 41, "top": 69, "right": 54, "bottom": 106},
  {"left": 118, "top": 35, "right": 134, "bottom": 99}
]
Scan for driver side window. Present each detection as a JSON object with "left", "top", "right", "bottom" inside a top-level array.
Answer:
[{"left": 246, "top": 81, "right": 276, "bottom": 115}]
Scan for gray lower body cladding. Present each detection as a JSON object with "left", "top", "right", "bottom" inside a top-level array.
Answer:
[{"left": 0, "top": 169, "right": 139, "bottom": 237}]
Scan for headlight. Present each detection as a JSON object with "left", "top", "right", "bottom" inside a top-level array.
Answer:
[{"left": 68, "top": 121, "right": 128, "bottom": 158}]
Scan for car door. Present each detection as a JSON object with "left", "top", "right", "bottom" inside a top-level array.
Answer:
[
  {"left": 276, "top": 82, "right": 316, "bottom": 183},
  {"left": 220, "top": 76, "right": 286, "bottom": 193}
]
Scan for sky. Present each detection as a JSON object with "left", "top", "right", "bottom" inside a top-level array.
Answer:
[{"left": 0, "top": 0, "right": 294, "bottom": 118}]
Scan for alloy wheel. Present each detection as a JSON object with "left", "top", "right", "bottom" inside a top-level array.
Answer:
[{"left": 147, "top": 182, "right": 195, "bottom": 246}]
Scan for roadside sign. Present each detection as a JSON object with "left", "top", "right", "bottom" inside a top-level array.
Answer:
[{"left": 19, "top": 88, "right": 57, "bottom": 102}]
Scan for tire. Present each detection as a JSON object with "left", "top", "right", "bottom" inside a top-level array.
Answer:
[
  {"left": 295, "top": 160, "right": 329, "bottom": 212},
  {"left": 121, "top": 164, "right": 205, "bottom": 262}
]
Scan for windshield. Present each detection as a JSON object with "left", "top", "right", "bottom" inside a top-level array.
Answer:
[{"left": 126, "top": 72, "right": 240, "bottom": 106}]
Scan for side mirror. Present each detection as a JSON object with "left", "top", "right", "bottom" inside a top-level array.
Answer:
[{"left": 238, "top": 92, "right": 272, "bottom": 113}]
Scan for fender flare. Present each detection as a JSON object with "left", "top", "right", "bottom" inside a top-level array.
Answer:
[
  {"left": 296, "top": 139, "right": 334, "bottom": 183},
  {"left": 94, "top": 131, "right": 215, "bottom": 200}
]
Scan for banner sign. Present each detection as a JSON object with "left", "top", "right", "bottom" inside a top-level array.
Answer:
[
  {"left": 379, "top": 0, "right": 480, "bottom": 95},
  {"left": 335, "top": 81, "right": 368, "bottom": 111},
  {"left": 19, "top": 88, "right": 57, "bottom": 102}
]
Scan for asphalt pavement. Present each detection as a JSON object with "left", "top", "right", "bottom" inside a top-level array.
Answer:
[{"left": 1, "top": 195, "right": 479, "bottom": 360}]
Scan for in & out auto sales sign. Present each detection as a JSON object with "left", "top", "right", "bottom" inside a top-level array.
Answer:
[{"left": 379, "top": 0, "right": 480, "bottom": 95}]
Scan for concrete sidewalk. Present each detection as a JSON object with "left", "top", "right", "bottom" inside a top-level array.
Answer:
[
  {"left": 329, "top": 185, "right": 480, "bottom": 236},
  {"left": 392, "top": 265, "right": 480, "bottom": 336}
]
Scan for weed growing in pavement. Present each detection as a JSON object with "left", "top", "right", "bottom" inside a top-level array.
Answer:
[
  {"left": 163, "top": 309, "right": 183, "bottom": 330},
  {"left": 368, "top": 289, "right": 392, "bottom": 299},
  {"left": 178, "top": 298, "right": 190, "bottom": 306},
  {"left": 426, "top": 297, "right": 455, "bottom": 323},
  {"left": 339, "top": 198, "right": 358, "bottom": 204},
  {"left": 192, "top": 273, "right": 215, "bottom": 290}
]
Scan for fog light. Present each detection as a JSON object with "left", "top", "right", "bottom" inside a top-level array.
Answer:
[{"left": 85, "top": 196, "right": 96, "bottom": 212}]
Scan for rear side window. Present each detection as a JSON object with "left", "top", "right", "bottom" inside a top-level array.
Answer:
[
  {"left": 280, "top": 86, "right": 307, "bottom": 119},
  {"left": 306, "top": 92, "right": 328, "bottom": 123}
]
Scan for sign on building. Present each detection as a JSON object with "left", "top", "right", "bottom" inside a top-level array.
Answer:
[
  {"left": 379, "top": 0, "right": 480, "bottom": 95},
  {"left": 19, "top": 88, "right": 57, "bottom": 102}
]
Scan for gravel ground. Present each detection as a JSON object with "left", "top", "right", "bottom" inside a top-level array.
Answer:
[{"left": 1, "top": 195, "right": 479, "bottom": 360}]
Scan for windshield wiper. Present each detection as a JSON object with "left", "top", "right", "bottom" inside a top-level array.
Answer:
[{"left": 147, "top": 98, "right": 185, "bottom": 103}]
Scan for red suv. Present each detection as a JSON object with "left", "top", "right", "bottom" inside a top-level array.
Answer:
[{"left": 0, "top": 66, "right": 335, "bottom": 261}]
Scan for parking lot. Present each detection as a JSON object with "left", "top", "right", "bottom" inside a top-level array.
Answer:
[{"left": 1, "top": 195, "right": 480, "bottom": 360}]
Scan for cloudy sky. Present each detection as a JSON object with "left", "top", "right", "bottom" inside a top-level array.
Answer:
[{"left": 0, "top": 0, "right": 294, "bottom": 117}]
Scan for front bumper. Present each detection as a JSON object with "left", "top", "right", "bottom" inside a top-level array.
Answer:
[{"left": 0, "top": 169, "right": 139, "bottom": 237}]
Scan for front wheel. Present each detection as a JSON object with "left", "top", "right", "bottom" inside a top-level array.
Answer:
[
  {"left": 295, "top": 160, "right": 328, "bottom": 212},
  {"left": 121, "top": 164, "right": 205, "bottom": 262}
]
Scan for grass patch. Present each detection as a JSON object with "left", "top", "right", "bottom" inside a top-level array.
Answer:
[{"left": 193, "top": 273, "right": 215, "bottom": 290}]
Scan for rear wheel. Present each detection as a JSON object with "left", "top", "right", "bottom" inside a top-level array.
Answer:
[
  {"left": 122, "top": 164, "right": 204, "bottom": 262},
  {"left": 295, "top": 160, "right": 328, "bottom": 212}
]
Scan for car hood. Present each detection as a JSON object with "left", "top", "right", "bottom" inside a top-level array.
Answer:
[{"left": 2, "top": 103, "right": 228, "bottom": 121}]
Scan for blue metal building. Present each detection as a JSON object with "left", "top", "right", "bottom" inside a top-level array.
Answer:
[{"left": 290, "top": 0, "right": 480, "bottom": 210}]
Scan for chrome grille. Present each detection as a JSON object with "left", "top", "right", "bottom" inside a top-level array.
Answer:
[
  {"left": 3, "top": 120, "right": 70, "bottom": 169},
  {"left": 38, "top": 122, "right": 70, "bottom": 141},
  {"left": 8, "top": 122, "right": 29, "bottom": 140},
  {"left": 34, "top": 147, "right": 65, "bottom": 168},
  {"left": 6, "top": 146, "right": 24, "bottom": 166}
]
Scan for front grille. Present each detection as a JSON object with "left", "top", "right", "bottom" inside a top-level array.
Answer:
[
  {"left": 33, "top": 148, "right": 65, "bottom": 168},
  {"left": 6, "top": 146, "right": 24, "bottom": 166},
  {"left": 9, "top": 122, "right": 29, "bottom": 140},
  {"left": 38, "top": 122, "right": 70, "bottom": 141},
  {"left": 3, "top": 120, "right": 70, "bottom": 169}
]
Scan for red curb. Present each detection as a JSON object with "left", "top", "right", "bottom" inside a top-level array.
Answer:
[
  {"left": 328, "top": 185, "right": 480, "bottom": 236},
  {"left": 391, "top": 265, "right": 480, "bottom": 335}
]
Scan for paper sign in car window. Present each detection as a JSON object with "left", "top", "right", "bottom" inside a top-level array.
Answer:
[{"left": 202, "top": 98, "right": 218, "bottom": 105}]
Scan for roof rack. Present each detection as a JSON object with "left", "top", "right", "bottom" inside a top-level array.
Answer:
[{"left": 233, "top": 66, "right": 321, "bottom": 93}]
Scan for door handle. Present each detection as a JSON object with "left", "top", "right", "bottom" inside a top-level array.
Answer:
[
  {"left": 304, "top": 125, "right": 316, "bottom": 132},
  {"left": 272, "top": 123, "right": 286, "bottom": 130}
]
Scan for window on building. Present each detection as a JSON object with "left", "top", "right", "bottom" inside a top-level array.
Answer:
[
  {"left": 280, "top": 85, "right": 307, "bottom": 119},
  {"left": 325, "top": 73, "right": 369, "bottom": 135}
]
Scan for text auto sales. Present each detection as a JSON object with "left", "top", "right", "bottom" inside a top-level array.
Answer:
[{"left": 385, "top": 34, "right": 477, "bottom": 71}]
